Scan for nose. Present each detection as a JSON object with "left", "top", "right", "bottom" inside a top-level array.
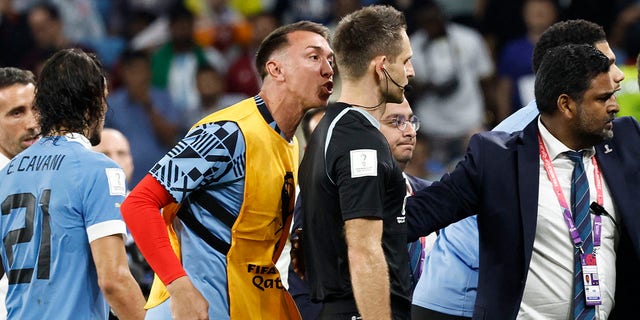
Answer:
[
  {"left": 405, "top": 60, "right": 415, "bottom": 78},
  {"left": 322, "top": 58, "right": 334, "bottom": 79},
  {"left": 25, "top": 108, "right": 39, "bottom": 132},
  {"left": 611, "top": 64, "right": 624, "bottom": 83},
  {"left": 404, "top": 122, "right": 417, "bottom": 137}
]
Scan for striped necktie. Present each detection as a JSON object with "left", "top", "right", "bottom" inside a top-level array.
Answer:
[{"left": 565, "top": 150, "right": 595, "bottom": 320}]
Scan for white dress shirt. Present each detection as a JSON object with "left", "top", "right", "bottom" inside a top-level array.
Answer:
[{"left": 517, "top": 119, "right": 618, "bottom": 319}]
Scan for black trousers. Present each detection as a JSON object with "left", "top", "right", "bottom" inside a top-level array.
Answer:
[{"left": 411, "top": 304, "right": 471, "bottom": 320}]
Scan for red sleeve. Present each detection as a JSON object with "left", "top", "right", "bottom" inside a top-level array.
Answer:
[{"left": 121, "top": 174, "right": 187, "bottom": 285}]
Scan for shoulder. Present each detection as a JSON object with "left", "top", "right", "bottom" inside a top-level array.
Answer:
[
  {"left": 406, "top": 174, "right": 432, "bottom": 191},
  {"left": 613, "top": 116, "right": 640, "bottom": 131},
  {"left": 611, "top": 116, "right": 640, "bottom": 145}
]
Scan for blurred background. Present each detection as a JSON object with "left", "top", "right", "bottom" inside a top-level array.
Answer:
[{"left": 2, "top": 0, "right": 638, "bottom": 190}]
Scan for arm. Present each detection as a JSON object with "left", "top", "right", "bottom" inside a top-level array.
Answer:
[
  {"left": 121, "top": 174, "right": 208, "bottom": 319},
  {"left": 90, "top": 234, "right": 146, "bottom": 320},
  {"left": 139, "top": 93, "right": 180, "bottom": 147},
  {"left": 494, "top": 76, "right": 513, "bottom": 124},
  {"left": 345, "top": 218, "right": 390, "bottom": 320}
]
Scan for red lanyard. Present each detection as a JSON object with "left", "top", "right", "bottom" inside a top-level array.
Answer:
[{"left": 538, "top": 133, "right": 603, "bottom": 249}]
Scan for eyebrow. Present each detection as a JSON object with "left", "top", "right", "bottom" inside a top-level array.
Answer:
[{"left": 307, "top": 45, "right": 333, "bottom": 55}]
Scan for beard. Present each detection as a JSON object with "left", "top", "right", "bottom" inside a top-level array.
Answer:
[{"left": 576, "top": 108, "right": 614, "bottom": 146}]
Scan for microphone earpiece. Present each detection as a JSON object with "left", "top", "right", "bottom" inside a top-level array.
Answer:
[{"left": 381, "top": 66, "right": 409, "bottom": 91}]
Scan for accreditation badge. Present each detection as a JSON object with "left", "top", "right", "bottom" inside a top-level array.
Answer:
[{"left": 580, "top": 253, "right": 602, "bottom": 306}]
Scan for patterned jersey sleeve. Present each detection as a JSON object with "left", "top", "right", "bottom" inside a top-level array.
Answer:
[{"left": 149, "top": 121, "right": 246, "bottom": 203}]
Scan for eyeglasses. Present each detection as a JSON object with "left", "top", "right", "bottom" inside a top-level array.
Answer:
[{"left": 388, "top": 115, "right": 420, "bottom": 131}]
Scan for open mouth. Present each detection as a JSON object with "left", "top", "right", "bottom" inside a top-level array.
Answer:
[{"left": 322, "top": 81, "right": 334, "bottom": 95}]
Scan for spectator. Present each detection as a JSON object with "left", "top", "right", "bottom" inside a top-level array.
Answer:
[
  {"left": 21, "top": 3, "right": 92, "bottom": 74},
  {"left": 226, "top": 11, "right": 280, "bottom": 97},
  {"left": 408, "top": 2, "right": 494, "bottom": 170},
  {"left": 494, "top": 0, "right": 558, "bottom": 122},
  {"left": 106, "top": 48, "right": 181, "bottom": 188},
  {"left": 0, "top": 67, "right": 38, "bottom": 320},
  {"left": 0, "top": 0, "right": 34, "bottom": 67},
  {"left": 185, "top": 63, "right": 246, "bottom": 127},
  {"left": 150, "top": 2, "right": 226, "bottom": 118}
]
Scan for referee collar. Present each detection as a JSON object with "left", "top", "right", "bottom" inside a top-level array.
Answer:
[{"left": 349, "top": 104, "right": 381, "bottom": 129}]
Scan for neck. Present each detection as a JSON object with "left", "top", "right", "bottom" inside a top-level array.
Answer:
[
  {"left": 258, "top": 90, "right": 304, "bottom": 141},
  {"left": 539, "top": 114, "right": 585, "bottom": 151},
  {"left": 339, "top": 78, "right": 386, "bottom": 120}
]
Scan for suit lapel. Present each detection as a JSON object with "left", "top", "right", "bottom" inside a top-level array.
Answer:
[{"left": 517, "top": 119, "right": 541, "bottom": 275}]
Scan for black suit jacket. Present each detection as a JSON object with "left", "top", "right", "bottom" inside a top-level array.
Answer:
[{"left": 407, "top": 116, "right": 640, "bottom": 319}]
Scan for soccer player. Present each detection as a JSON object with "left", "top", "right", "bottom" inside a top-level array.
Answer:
[
  {"left": 0, "top": 67, "right": 38, "bottom": 320},
  {"left": 0, "top": 48, "right": 146, "bottom": 319},
  {"left": 120, "top": 20, "right": 334, "bottom": 319}
]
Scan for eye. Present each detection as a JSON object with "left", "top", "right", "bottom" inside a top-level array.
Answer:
[{"left": 8, "top": 109, "right": 24, "bottom": 117}]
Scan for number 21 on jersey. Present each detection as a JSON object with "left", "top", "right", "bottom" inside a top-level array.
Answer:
[{"left": 1, "top": 190, "right": 51, "bottom": 284}]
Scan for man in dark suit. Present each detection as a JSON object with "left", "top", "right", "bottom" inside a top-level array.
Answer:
[{"left": 407, "top": 43, "right": 640, "bottom": 319}]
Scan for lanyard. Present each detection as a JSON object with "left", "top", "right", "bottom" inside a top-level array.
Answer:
[{"left": 538, "top": 133, "right": 603, "bottom": 250}]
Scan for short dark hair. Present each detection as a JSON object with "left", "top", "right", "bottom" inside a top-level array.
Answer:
[
  {"left": 0, "top": 67, "right": 36, "bottom": 89},
  {"left": 535, "top": 44, "right": 610, "bottom": 115},
  {"left": 301, "top": 107, "right": 325, "bottom": 141},
  {"left": 255, "top": 21, "right": 329, "bottom": 80},
  {"left": 332, "top": 5, "right": 406, "bottom": 80},
  {"left": 168, "top": 2, "right": 194, "bottom": 24},
  {"left": 35, "top": 48, "right": 106, "bottom": 136},
  {"left": 119, "top": 48, "right": 149, "bottom": 65},
  {"left": 29, "top": 3, "right": 61, "bottom": 21},
  {"left": 532, "top": 19, "right": 606, "bottom": 73}
]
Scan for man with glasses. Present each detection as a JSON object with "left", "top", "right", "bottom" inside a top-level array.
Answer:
[{"left": 378, "top": 99, "right": 435, "bottom": 294}]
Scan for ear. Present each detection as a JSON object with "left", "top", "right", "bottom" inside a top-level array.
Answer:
[
  {"left": 265, "top": 60, "right": 285, "bottom": 81},
  {"left": 372, "top": 56, "right": 387, "bottom": 80},
  {"left": 557, "top": 93, "right": 577, "bottom": 120}
]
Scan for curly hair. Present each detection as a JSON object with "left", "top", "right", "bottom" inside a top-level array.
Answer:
[
  {"left": 532, "top": 19, "right": 606, "bottom": 73},
  {"left": 34, "top": 48, "right": 106, "bottom": 137},
  {"left": 332, "top": 5, "right": 406, "bottom": 80},
  {"left": 535, "top": 44, "right": 610, "bottom": 115}
]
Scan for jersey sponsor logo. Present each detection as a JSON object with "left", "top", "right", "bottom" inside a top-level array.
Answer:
[
  {"left": 6, "top": 154, "right": 66, "bottom": 174},
  {"left": 105, "top": 168, "right": 127, "bottom": 196},
  {"left": 247, "top": 263, "right": 285, "bottom": 291},
  {"left": 349, "top": 149, "right": 377, "bottom": 178}
]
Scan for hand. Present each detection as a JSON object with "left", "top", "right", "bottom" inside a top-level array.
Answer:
[
  {"left": 290, "top": 228, "right": 306, "bottom": 279},
  {"left": 167, "top": 276, "right": 209, "bottom": 320}
]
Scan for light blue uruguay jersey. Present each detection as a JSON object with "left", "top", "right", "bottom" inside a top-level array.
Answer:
[
  {"left": 149, "top": 115, "right": 247, "bottom": 319},
  {"left": 0, "top": 134, "right": 127, "bottom": 320}
]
